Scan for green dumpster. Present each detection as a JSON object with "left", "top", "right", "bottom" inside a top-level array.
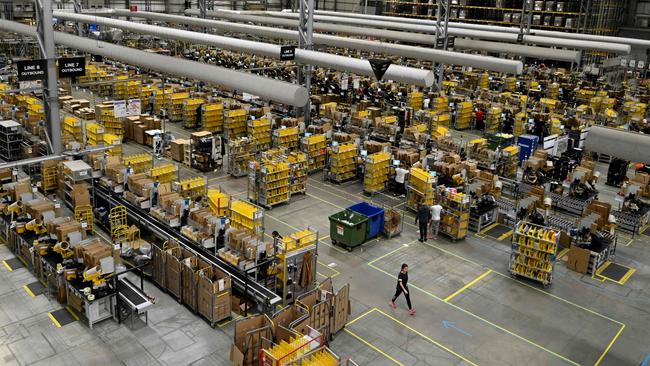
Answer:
[{"left": 328, "top": 210, "right": 369, "bottom": 250}]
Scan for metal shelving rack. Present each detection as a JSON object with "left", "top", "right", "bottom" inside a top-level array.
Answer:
[
  {"left": 0, "top": 120, "right": 23, "bottom": 162},
  {"left": 509, "top": 221, "right": 560, "bottom": 286}
]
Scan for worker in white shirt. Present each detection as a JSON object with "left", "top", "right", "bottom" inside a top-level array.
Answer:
[
  {"left": 394, "top": 165, "right": 409, "bottom": 198},
  {"left": 429, "top": 202, "right": 443, "bottom": 240}
]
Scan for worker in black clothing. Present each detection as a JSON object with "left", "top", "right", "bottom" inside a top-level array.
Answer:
[
  {"left": 415, "top": 203, "right": 431, "bottom": 242},
  {"left": 390, "top": 263, "right": 415, "bottom": 315}
]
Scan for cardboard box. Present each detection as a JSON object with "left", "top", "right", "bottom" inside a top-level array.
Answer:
[
  {"left": 170, "top": 139, "right": 189, "bottom": 162},
  {"left": 72, "top": 183, "right": 91, "bottom": 206},
  {"left": 567, "top": 245, "right": 590, "bottom": 274}
]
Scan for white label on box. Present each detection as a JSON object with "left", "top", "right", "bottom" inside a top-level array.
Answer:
[
  {"left": 32, "top": 187, "right": 38, "bottom": 193},
  {"left": 218, "top": 279, "right": 225, "bottom": 291},
  {"left": 54, "top": 203, "right": 61, "bottom": 209},
  {"left": 114, "top": 244, "right": 120, "bottom": 250},
  {"left": 81, "top": 222, "right": 88, "bottom": 228},
  {"left": 79, "top": 171, "right": 87, "bottom": 176}
]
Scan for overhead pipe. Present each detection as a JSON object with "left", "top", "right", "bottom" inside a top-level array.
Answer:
[
  {"left": 54, "top": 11, "right": 435, "bottom": 87},
  {"left": 585, "top": 127, "right": 650, "bottom": 163},
  {"left": 310, "top": 10, "right": 650, "bottom": 50},
  {"left": 0, "top": 20, "right": 308, "bottom": 106},
  {"left": 182, "top": 10, "right": 572, "bottom": 65},
  {"left": 106, "top": 9, "right": 526, "bottom": 71},
  {"left": 242, "top": 10, "right": 630, "bottom": 54}
]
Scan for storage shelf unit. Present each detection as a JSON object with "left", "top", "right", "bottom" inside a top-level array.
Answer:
[
  {"left": 363, "top": 151, "right": 391, "bottom": 194},
  {"left": 62, "top": 160, "right": 93, "bottom": 209},
  {"left": 208, "top": 188, "right": 230, "bottom": 217},
  {"left": 228, "top": 137, "right": 256, "bottom": 177},
  {"left": 288, "top": 152, "right": 308, "bottom": 195},
  {"left": 439, "top": 190, "right": 470, "bottom": 241},
  {"left": 63, "top": 116, "right": 82, "bottom": 142},
  {"left": 406, "top": 167, "right": 436, "bottom": 211},
  {"left": 168, "top": 92, "right": 190, "bottom": 122},
  {"left": 510, "top": 221, "right": 560, "bottom": 286},
  {"left": 224, "top": 109, "right": 247, "bottom": 139},
  {"left": 301, "top": 134, "right": 327, "bottom": 173},
  {"left": 85, "top": 123, "right": 104, "bottom": 147},
  {"left": 327, "top": 142, "right": 358, "bottom": 183},
  {"left": 182, "top": 98, "right": 205, "bottom": 129},
  {"left": 247, "top": 117, "right": 272, "bottom": 151},
  {"left": 248, "top": 159, "right": 291, "bottom": 208},
  {"left": 230, "top": 199, "right": 264, "bottom": 240},
  {"left": 0, "top": 120, "right": 23, "bottom": 162},
  {"left": 123, "top": 153, "right": 153, "bottom": 174},
  {"left": 103, "top": 133, "right": 122, "bottom": 157},
  {"left": 273, "top": 126, "right": 299, "bottom": 151},
  {"left": 191, "top": 131, "right": 217, "bottom": 172},
  {"left": 175, "top": 176, "right": 207, "bottom": 199},
  {"left": 455, "top": 101, "right": 472, "bottom": 130},
  {"left": 201, "top": 103, "right": 224, "bottom": 133},
  {"left": 277, "top": 228, "right": 318, "bottom": 306},
  {"left": 148, "top": 163, "right": 178, "bottom": 184},
  {"left": 408, "top": 91, "right": 424, "bottom": 110},
  {"left": 96, "top": 103, "right": 124, "bottom": 138}
]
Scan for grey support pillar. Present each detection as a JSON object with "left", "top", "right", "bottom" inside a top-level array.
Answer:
[
  {"left": 297, "top": 0, "right": 313, "bottom": 123},
  {"left": 433, "top": 0, "right": 449, "bottom": 90},
  {"left": 35, "top": 0, "right": 62, "bottom": 154}
]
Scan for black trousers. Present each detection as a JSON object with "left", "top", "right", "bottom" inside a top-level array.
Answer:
[
  {"left": 418, "top": 221, "right": 428, "bottom": 241},
  {"left": 392, "top": 287, "right": 412, "bottom": 309}
]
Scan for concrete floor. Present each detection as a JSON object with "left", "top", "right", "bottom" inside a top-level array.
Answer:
[{"left": 0, "top": 88, "right": 649, "bottom": 365}]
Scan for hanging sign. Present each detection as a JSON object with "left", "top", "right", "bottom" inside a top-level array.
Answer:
[
  {"left": 126, "top": 99, "right": 141, "bottom": 116},
  {"left": 16, "top": 59, "right": 47, "bottom": 81},
  {"left": 369, "top": 59, "right": 392, "bottom": 81},
  {"left": 341, "top": 74, "right": 349, "bottom": 90},
  {"left": 58, "top": 56, "right": 86, "bottom": 78},
  {"left": 629, "top": 60, "right": 636, "bottom": 68},
  {"left": 114, "top": 100, "right": 127, "bottom": 118},
  {"left": 638, "top": 60, "right": 645, "bottom": 69},
  {"left": 280, "top": 46, "right": 296, "bottom": 61}
]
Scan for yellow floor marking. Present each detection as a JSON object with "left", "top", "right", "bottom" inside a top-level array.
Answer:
[
  {"left": 313, "top": 176, "right": 626, "bottom": 363},
  {"left": 23, "top": 284, "right": 35, "bottom": 298},
  {"left": 373, "top": 308, "right": 478, "bottom": 366},
  {"left": 497, "top": 230, "right": 514, "bottom": 241},
  {"left": 343, "top": 329, "right": 404, "bottom": 366},
  {"left": 557, "top": 248, "right": 570, "bottom": 260},
  {"left": 368, "top": 262, "right": 581, "bottom": 366},
  {"left": 2, "top": 260, "right": 12, "bottom": 272},
  {"left": 480, "top": 222, "right": 500, "bottom": 235},
  {"left": 619, "top": 268, "right": 636, "bottom": 284},
  {"left": 66, "top": 306, "right": 80, "bottom": 321},
  {"left": 17, "top": 256, "right": 29, "bottom": 268},
  {"left": 207, "top": 175, "right": 230, "bottom": 182},
  {"left": 594, "top": 324, "right": 625, "bottom": 366},
  {"left": 623, "top": 237, "right": 635, "bottom": 247},
  {"left": 217, "top": 315, "right": 244, "bottom": 328},
  {"left": 307, "top": 182, "right": 361, "bottom": 205},
  {"left": 317, "top": 260, "right": 340, "bottom": 278},
  {"left": 306, "top": 193, "right": 345, "bottom": 209},
  {"left": 444, "top": 269, "right": 493, "bottom": 302},
  {"left": 367, "top": 241, "right": 417, "bottom": 266},
  {"left": 48, "top": 312, "right": 62, "bottom": 328},
  {"left": 346, "top": 307, "right": 378, "bottom": 326},
  {"left": 320, "top": 235, "right": 330, "bottom": 241}
]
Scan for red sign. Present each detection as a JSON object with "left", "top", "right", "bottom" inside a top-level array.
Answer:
[{"left": 129, "top": 5, "right": 138, "bottom": 12}]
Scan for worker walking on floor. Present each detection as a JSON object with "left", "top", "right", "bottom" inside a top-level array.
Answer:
[
  {"left": 415, "top": 203, "right": 431, "bottom": 242},
  {"left": 390, "top": 263, "right": 415, "bottom": 315}
]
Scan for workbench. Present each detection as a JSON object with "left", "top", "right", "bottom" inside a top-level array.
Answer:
[{"left": 66, "top": 279, "right": 116, "bottom": 329}]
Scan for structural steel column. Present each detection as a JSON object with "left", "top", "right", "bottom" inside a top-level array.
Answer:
[
  {"left": 36, "top": 0, "right": 62, "bottom": 154},
  {"left": 298, "top": 0, "right": 313, "bottom": 123},
  {"left": 433, "top": 0, "right": 449, "bottom": 90}
]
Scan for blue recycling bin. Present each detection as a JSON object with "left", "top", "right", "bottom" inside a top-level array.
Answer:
[
  {"left": 347, "top": 202, "right": 384, "bottom": 240},
  {"left": 517, "top": 134, "right": 539, "bottom": 165}
]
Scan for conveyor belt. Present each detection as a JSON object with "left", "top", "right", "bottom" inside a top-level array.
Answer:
[
  {"left": 94, "top": 185, "right": 281, "bottom": 309},
  {"left": 117, "top": 277, "right": 153, "bottom": 311}
]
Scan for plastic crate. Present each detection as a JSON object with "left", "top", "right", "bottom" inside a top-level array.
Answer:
[{"left": 347, "top": 202, "right": 385, "bottom": 239}]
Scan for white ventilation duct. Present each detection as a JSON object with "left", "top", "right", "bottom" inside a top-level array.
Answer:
[
  {"left": 55, "top": 11, "right": 435, "bottom": 87},
  {"left": 585, "top": 127, "right": 650, "bottom": 163},
  {"left": 311, "top": 10, "right": 650, "bottom": 50},
  {"left": 235, "top": 10, "right": 630, "bottom": 54},
  {"left": 0, "top": 20, "right": 308, "bottom": 106}
]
